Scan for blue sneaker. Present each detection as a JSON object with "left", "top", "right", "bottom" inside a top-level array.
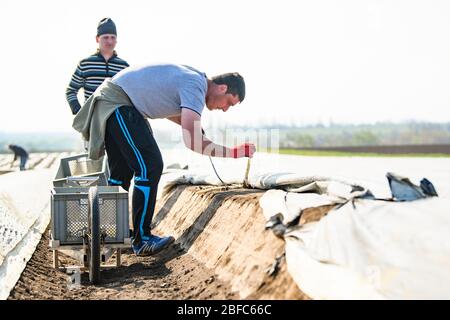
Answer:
[{"left": 133, "top": 235, "right": 175, "bottom": 256}]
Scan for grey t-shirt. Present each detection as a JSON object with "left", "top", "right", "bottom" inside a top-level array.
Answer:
[{"left": 111, "top": 63, "right": 207, "bottom": 119}]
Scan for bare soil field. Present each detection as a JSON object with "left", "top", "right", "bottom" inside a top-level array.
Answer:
[{"left": 8, "top": 229, "right": 238, "bottom": 300}]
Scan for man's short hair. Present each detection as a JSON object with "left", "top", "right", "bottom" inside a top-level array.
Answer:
[{"left": 211, "top": 72, "right": 245, "bottom": 102}]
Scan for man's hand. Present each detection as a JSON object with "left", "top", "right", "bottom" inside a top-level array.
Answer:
[{"left": 230, "top": 143, "right": 256, "bottom": 158}]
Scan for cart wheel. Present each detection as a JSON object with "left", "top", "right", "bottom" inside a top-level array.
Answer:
[{"left": 88, "top": 186, "right": 101, "bottom": 284}]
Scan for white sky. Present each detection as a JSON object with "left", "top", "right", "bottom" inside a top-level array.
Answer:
[{"left": 1, "top": 0, "right": 450, "bottom": 132}]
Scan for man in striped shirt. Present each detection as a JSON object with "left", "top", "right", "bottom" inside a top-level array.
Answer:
[{"left": 66, "top": 18, "right": 129, "bottom": 115}]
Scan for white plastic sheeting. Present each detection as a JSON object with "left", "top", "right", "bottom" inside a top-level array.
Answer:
[
  {"left": 282, "top": 198, "right": 450, "bottom": 299},
  {"left": 161, "top": 171, "right": 367, "bottom": 198},
  {"left": 259, "top": 190, "right": 340, "bottom": 226},
  {"left": 0, "top": 169, "right": 53, "bottom": 300},
  {"left": 256, "top": 172, "right": 450, "bottom": 299}
]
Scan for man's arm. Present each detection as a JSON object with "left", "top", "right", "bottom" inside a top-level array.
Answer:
[
  {"left": 65, "top": 63, "right": 84, "bottom": 115},
  {"left": 180, "top": 108, "right": 255, "bottom": 158}
]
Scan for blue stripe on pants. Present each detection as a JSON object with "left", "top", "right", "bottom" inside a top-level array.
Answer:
[
  {"left": 114, "top": 109, "right": 147, "bottom": 179},
  {"left": 114, "top": 108, "right": 151, "bottom": 241}
]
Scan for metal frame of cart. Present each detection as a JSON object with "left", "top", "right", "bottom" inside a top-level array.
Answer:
[{"left": 49, "top": 154, "right": 131, "bottom": 284}]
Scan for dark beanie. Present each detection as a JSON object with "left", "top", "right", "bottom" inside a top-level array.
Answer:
[{"left": 97, "top": 18, "right": 117, "bottom": 36}]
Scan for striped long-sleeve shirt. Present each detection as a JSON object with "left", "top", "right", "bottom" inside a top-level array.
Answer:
[{"left": 65, "top": 51, "right": 129, "bottom": 114}]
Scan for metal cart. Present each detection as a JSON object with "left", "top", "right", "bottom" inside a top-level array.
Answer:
[{"left": 49, "top": 154, "right": 131, "bottom": 284}]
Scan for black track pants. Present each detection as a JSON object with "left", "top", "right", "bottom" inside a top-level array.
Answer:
[{"left": 105, "top": 106, "right": 164, "bottom": 246}]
